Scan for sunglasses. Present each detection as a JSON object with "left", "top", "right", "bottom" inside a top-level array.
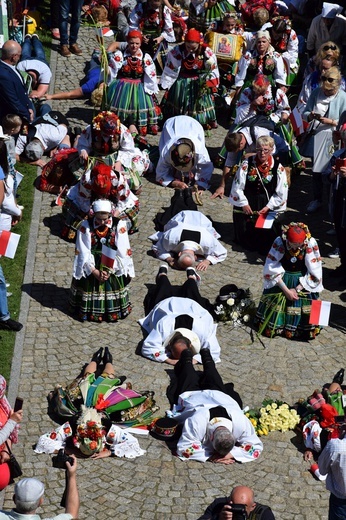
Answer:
[
  {"left": 323, "top": 45, "right": 337, "bottom": 51},
  {"left": 321, "top": 75, "right": 337, "bottom": 83}
]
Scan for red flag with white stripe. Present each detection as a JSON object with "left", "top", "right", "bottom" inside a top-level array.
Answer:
[
  {"left": 309, "top": 300, "right": 331, "bottom": 326},
  {"left": 0, "top": 230, "right": 20, "bottom": 259},
  {"left": 255, "top": 212, "right": 276, "bottom": 229},
  {"left": 101, "top": 244, "right": 118, "bottom": 269}
]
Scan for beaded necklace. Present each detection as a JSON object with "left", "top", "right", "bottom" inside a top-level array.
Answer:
[{"left": 183, "top": 47, "right": 203, "bottom": 69}]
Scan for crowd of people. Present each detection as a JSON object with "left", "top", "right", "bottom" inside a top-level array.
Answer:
[{"left": 2, "top": 0, "right": 346, "bottom": 518}]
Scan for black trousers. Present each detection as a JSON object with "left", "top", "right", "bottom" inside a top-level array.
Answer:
[
  {"left": 168, "top": 350, "right": 243, "bottom": 408},
  {"left": 147, "top": 275, "right": 213, "bottom": 314},
  {"left": 154, "top": 189, "right": 198, "bottom": 231}
]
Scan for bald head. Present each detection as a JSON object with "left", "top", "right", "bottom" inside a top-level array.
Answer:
[
  {"left": 230, "top": 486, "right": 256, "bottom": 515},
  {"left": 1, "top": 40, "right": 22, "bottom": 63},
  {"left": 177, "top": 249, "right": 197, "bottom": 270}
]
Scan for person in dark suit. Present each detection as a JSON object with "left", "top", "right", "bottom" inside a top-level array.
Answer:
[{"left": 0, "top": 40, "right": 34, "bottom": 123}]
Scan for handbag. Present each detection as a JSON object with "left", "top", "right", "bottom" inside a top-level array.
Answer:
[
  {"left": 48, "top": 386, "right": 79, "bottom": 419},
  {"left": 5, "top": 441, "right": 23, "bottom": 483}
]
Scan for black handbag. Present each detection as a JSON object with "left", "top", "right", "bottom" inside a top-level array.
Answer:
[{"left": 5, "top": 441, "right": 23, "bottom": 483}]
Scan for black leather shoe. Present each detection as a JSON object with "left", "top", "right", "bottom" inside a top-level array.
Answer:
[
  {"left": 103, "top": 346, "right": 113, "bottom": 365},
  {"left": 201, "top": 348, "right": 213, "bottom": 364},
  {"left": 333, "top": 368, "right": 345, "bottom": 385},
  {"left": 0, "top": 318, "right": 23, "bottom": 332},
  {"left": 91, "top": 347, "right": 103, "bottom": 365}
]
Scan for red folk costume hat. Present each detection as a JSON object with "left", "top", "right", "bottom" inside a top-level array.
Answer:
[
  {"left": 91, "top": 163, "right": 112, "bottom": 196},
  {"left": 185, "top": 28, "right": 201, "bottom": 42},
  {"left": 282, "top": 222, "right": 311, "bottom": 243},
  {"left": 286, "top": 226, "right": 307, "bottom": 244},
  {"left": 127, "top": 29, "right": 143, "bottom": 42}
]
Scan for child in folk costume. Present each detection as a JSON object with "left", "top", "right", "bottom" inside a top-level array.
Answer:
[
  {"left": 62, "top": 162, "right": 139, "bottom": 242},
  {"left": 77, "top": 111, "right": 150, "bottom": 193},
  {"left": 129, "top": 0, "right": 175, "bottom": 70}
]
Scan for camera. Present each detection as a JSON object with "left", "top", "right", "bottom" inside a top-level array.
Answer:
[
  {"left": 314, "top": 113, "right": 321, "bottom": 120},
  {"left": 52, "top": 449, "right": 74, "bottom": 469},
  {"left": 227, "top": 504, "right": 247, "bottom": 520}
]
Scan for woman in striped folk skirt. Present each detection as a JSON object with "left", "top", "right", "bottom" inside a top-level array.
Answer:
[
  {"left": 105, "top": 30, "right": 161, "bottom": 136},
  {"left": 255, "top": 223, "right": 323, "bottom": 340},
  {"left": 69, "top": 200, "right": 134, "bottom": 323},
  {"left": 160, "top": 28, "right": 220, "bottom": 129}
]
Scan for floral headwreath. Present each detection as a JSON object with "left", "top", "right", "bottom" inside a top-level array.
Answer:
[
  {"left": 92, "top": 111, "right": 121, "bottom": 136},
  {"left": 281, "top": 222, "right": 311, "bottom": 244},
  {"left": 272, "top": 16, "right": 292, "bottom": 33}
]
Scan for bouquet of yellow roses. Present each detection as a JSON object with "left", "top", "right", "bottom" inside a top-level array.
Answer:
[{"left": 246, "top": 399, "right": 300, "bottom": 436}]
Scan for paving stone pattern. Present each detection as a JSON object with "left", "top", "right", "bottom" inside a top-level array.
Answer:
[{"left": 2, "top": 26, "right": 346, "bottom": 520}]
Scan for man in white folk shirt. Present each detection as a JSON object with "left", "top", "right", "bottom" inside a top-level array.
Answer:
[
  {"left": 156, "top": 115, "right": 213, "bottom": 192},
  {"left": 139, "top": 265, "right": 220, "bottom": 364},
  {"left": 149, "top": 210, "right": 227, "bottom": 272},
  {"left": 169, "top": 348, "right": 263, "bottom": 464}
]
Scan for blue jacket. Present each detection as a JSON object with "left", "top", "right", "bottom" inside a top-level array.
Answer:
[{"left": 0, "top": 60, "right": 33, "bottom": 121}]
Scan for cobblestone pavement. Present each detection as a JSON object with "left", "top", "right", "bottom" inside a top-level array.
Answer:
[{"left": 2, "top": 26, "right": 346, "bottom": 520}]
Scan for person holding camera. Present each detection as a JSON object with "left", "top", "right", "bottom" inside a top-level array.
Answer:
[
  {"left": 198, "top": 485, "right": 275, "bottom": 519},
  {"left": 0, "top": 455, "right": 79, "bottom": 520},
  {"left": 302, "top": 66, "right": 346, "bottom": 214}
]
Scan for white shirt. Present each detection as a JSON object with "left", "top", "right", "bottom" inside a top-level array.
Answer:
[
  {"left": 156, "top": 116, "right": 213, "bottom": 190},
  {"left": 319, "top": 437, "right": 346, "bottom": 498},
  {"left": 173, "top": 389, "right": 263, "bottom": 463},
  {"left": 17, "top": 59, "right": 52, "bottom": 85},
  {"left": 149, "top": 210, "right": 227, "bottom": 265},
  {"left": 15, "top": 124, "right": 67, "bottom": 155},
  {"left": 139, "top": 296, "right": 221, "bottom": 363}
]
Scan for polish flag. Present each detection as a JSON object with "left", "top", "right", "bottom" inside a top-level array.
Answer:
[
  {"left": 101, "top": 244, "right": 118, "bottom": 269},
  {"left": 95, "top": 27, "right": 114, "bottom": 38},
  {"left": 289, "top": 108, "right": 305, "bottom": 136},
  {"left": 255, "top": 212, "right": 276, "bottom": 229},
  {"left": 0, "top": 230, "right": 20, "bottom": 259},
  {"left": 309, "top": 300, "right": 331, "bottom": 326}
]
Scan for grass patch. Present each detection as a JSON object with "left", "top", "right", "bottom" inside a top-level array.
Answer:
[
  {"left": 0, "top": 23, "right": 51, "bottom": 380},
  {"left": 0, "top": 164, "right": 36, "bottom": 380}
]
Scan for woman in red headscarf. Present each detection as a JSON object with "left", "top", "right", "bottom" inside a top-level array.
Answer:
[
  {"left": 61, "top": 162, "right": 139, "bottom": 241},
  {"left": 104, "top": 30, "right": 161, "bottom": 136},
  {"left": 255, "top": 222, "right": 324, "bottom": 339},
  {"left": 0, "top": 375, "right": 22, "bottom": 491},
  {"left": 160, "top": 28, "right": 220, "bottom": 129}
]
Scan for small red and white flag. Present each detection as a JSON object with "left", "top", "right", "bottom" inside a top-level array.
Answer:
[
  {"left": 95, "top": 26, "right": 114, "bottom": 38},
  {"left": 55, "top": 185, "right": 69, "bottom": 207},
  {"left": 0, "top": 230, "right": 20, "bottom": 259},
  {"left": 289, "top": 107, "right": 305, "bottom": 136},
  {"left": 101, "top": 244, "right": 118, "bottom": 269},
  {"left": 255, "top": 212, "right": 276, "bottom": 229},
  {"left": 309, "top": 300, "right": 331, "bottom": 326}
]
